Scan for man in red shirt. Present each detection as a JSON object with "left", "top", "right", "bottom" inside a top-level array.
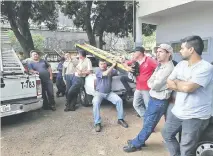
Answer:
[{"left": 126, "top": 47, "right": 157, "bottom": 117}]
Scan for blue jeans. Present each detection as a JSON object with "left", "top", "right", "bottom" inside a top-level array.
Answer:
[
  {"left": 92, "top": 92, "right": 124, "bottom": 125},
  {"left": 133, "top": 90, "right": 150, "bottom": 117},
  {"left": 131, "top": 97, "right": 168, "bottom": 148}
]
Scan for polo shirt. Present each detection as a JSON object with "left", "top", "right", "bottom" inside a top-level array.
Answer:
[
  {"left": 75, "top": 58, "right": 92, "bottom": 77},
  {"left": 28, "top": 59, "right": 50, "bottom": 82},
  {"left": 95, "top": 68, "right": 117, "bottom": 93}
]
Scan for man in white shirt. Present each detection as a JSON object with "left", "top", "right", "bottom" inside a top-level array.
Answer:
[
  {"left": 66, "top": 49, "right": 92, "bottom": 111},
  {"left": 162, "top": 36, "right": 213, "bottom": 156}
]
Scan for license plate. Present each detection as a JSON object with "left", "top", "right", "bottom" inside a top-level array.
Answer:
[{"left": 0, "top": 104, "right": 11, "bottom": 113}]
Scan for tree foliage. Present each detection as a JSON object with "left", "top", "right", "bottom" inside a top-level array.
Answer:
[
  {"left": 8, "top": 30, "right": 45, "bottom": 52},
  {"left": 59, "top": 1, "right": 155, "bottom": 49},
  {"left": 1, "top": 1, "right": 58, "bottom": 57}
]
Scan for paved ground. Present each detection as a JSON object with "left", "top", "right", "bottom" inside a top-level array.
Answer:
[{"left": 1, "top": 95, "right": 169, "bottom": 156}]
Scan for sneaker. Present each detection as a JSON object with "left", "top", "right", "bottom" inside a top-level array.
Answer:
[
  {"left": 95, "top": 123, "right": 101, "bottom": 132},
  {"left": 118, "top": 119, "right": 128, "bottom": 128},
  {"left": 50, "top": 106, "right": 56, "bottom": 111}
]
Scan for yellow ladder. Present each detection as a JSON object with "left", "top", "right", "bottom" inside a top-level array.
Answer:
[{"left": 75, "top": 43, "right": 129, "bottom": 71}]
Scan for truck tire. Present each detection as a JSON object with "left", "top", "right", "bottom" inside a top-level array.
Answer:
[
  {"left": 79, "top": 88, "right": 93, "bottom": 107},
  {"left": 195, "top": 141, "right": 213, "bottom": 156}
]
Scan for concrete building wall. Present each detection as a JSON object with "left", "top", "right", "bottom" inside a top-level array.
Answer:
[{"left": 156, "top": 7, "right": 213, "bottom": 62}]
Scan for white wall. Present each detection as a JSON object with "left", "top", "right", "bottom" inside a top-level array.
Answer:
[
  {"left": 156, "top": 7, "right": 213, "bottom": 63},
  {"left": 137, "top": 0, "right": 194, "bottom": 18}
]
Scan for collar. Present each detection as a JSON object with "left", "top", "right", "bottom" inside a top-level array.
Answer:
[
  {"left": 159, "top": 61, "right": 172, "bottom": 69},
  {"left": 137, "top": 56, "right": 147, "bottom": 65}
]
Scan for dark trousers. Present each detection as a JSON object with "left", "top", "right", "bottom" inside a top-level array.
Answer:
[
  {"left": 56, "top": 77, "right": 66, "bottom": 95},
  {"left": 41, "top": 80, "right": 55, "bottom": 108},
  {"left": 67, "top": 76, "right": 84, "bottom": 107},
  {"left": 64, "top": 74, "right": 74, "bottom": 99},
  {"left": 120, "top": 75, "right": 134, "bottom": 95}
]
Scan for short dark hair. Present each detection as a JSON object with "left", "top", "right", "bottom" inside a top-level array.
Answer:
[
  {"left": 30, "top": 49, "right": 40, "bottom": 55},
  {"left": 181, "top": 35, "right": 204, "bottom": 55},
  {"left": 78, "top": 49, "right": 87, "bottom": 57},
  {"left": 99, "top": 59, "right": 106, "bottom": 63}
]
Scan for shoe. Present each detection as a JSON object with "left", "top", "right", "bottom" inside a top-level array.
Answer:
[
  {"left": 118, "top": 119, "right": 128, "bottom": 128},
  {"left": 50, "top": 106, "right": 56, "bottom": 111},
  {"left": 95, "top": 123, "right": 101, "bottom": 132},
  {"left": 69, "top": 106, "right": 75, "bottom": 111},
  {"left": 127, "top": 140, "right": 146, "bottom": 147},
  {"left": 64, "top": 106, "right": 70, "bottom": 112},
  {"left": 123, "top": 144, "right": 141, "bottom": 153},
  {"left": 62, "top": 93, "right": 65, "bottom": 97}
]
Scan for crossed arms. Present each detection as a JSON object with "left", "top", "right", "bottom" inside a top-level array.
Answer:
[{"left": 167, "top": 63, "right": 212, "bottom": 93}]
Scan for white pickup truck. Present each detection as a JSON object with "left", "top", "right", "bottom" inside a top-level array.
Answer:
[{"left": 0, "top": 49, "right": 43, "bottom": 118}]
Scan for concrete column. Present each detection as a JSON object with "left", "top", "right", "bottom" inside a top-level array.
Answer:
[{"left": 135, "top": 17, "right": 143, "bottom": 47}]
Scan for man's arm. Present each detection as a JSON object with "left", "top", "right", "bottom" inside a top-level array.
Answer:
[
  {"left": 28, "top": 63, "right": 39, "bottom": 74},
  {"left": 45, "top": 61, "right": 53, "bottom": 80},
  {"left": 148, "top": 64, "right": 174, "bottom": 91},
  {"left": 167, "top": 66, "right": 213, "bottom": 93},
  {"left": 102, "top": 63, "right": 117, "bottom": 76},
  {"left": 122, "top": 61, "right": 134, "bottom": 72},
  {"left": 48, "top": 67, "right": 53, "bottom": 80}
]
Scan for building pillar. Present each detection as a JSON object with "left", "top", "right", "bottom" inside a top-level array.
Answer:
[{"left": 135, "top": 17, "right": 143, "bottom": 47}]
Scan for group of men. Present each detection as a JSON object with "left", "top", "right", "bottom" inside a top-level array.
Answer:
[
  {"left": 120, "top": 35, "right": 213, "bottom": 156},
  {"left": 26, "top": 35, "right": 213, "bottom": 156}
]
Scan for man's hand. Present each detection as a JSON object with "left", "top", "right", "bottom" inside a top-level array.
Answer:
[
  {"left": 167, "top": 79, "right": 177, "bottom": 90},
  {"left": 129, "top": 67, "right": 135, "bottom": 73},
  {"left": 77, "top": 70, "right": 83, "bottom": 76},
  {"left": 50, "top": 76, "right": 53, "bottom": 80},
  {"left": 33, "top": 71, "right": 39, "bottom": 74},
  {"left": 112, "top": 62, "right": 117, "bottom": 68}
]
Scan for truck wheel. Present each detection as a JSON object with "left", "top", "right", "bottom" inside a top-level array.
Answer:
[
  {"left": 79, "top": 88, "right": 92, "bottom": 107},
  {"left": 195, "top": 141, "right": 213, "bottom": 156}
]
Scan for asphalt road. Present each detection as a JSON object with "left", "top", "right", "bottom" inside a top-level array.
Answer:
[{"left": 1, "top": 95, "right": 169, "bottom": 156}]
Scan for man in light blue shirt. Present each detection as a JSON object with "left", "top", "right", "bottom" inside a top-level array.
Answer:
[{"left": 162, "top": 36, "right": 213, "bottom": 156}]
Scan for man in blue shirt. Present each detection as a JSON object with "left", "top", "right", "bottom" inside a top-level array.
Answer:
[
  {"left": 56, "top": 57, "right": 66, "bottom": 97},
  {"left": 28, "top": 50, "right": 56, "bottom": 111},
  {"left": 92, "top": 59, "right": 128, "bottom": 132}
]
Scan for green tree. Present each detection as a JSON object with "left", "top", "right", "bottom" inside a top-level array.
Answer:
[
  {"left": 8, "top": 30, "right": 45, "bottom": 52},
  {"left": 1, "top": 1, "right": 58, "bottom": 57},
  {"left": 59, "top": 1, "right": 155, "bottom": 49}
]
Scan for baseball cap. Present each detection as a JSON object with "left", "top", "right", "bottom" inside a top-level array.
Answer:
[
  {"left": 133, "top": 46, "right": 146, "bottom": 53},
  {"left": 154, "top": 44, "right": 173, "bottom": 55}
]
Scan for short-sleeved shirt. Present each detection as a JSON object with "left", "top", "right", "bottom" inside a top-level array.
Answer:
[
  {"left": 57, "top": 62, "right": 63, "bottom": 79},
  {"left": 169, "top": 60, "right": 213, "bottom": 119},
  {"left": 95, "top": 68, "right": 117, "bottom": 93},
  {"left": 28, "top": 59, "right": 50, "bottom": 81},
  {"left": 75, "top": 58, "right": 92, "bottom": 77}
]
